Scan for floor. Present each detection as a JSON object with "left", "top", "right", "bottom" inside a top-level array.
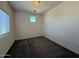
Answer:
[{"left": 5, "top": 36, "right": 79, "bottom": 58}]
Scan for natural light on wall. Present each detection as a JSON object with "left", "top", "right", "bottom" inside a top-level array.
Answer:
[{"left": 0, "top": 9, "right": 10, "bottom": 37}]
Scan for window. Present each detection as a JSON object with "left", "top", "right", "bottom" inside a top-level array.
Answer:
[
  {"left": 30, "top": 16, "right": 36, "bottom": 23},
  {"left": 0, "top": 9, "right": 10, "bottom": 36}
]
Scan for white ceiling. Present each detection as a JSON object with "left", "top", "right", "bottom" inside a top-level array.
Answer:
[{"left": 10, "top": 1, "right": 62, "bottom": 14}]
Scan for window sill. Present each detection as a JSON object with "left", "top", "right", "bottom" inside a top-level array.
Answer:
[{"left": 0, "top": 32, "right": 10, "bottom": 38}]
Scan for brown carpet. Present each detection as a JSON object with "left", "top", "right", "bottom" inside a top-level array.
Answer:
[{"left": 5, "top": 36, "right": 79, "bottom": 58}]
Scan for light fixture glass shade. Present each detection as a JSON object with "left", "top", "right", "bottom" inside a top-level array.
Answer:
[{"left": 34, "top": 1, "right": 40, "bottom": 8}]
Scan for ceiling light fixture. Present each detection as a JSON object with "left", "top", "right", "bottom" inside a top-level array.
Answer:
[
  {"left": 33, "top": 10, "right": 37, "bottom": 13},
  {"left": 34, "top": 1, "right": 40, "bottom": 8}
]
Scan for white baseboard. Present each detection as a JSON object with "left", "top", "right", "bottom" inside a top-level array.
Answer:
[
  {"left": 3, "top": 40, "right": 15, "bottom": 58},
  {"left": 44, "top": 34, "right": 79, "bottom": 55}
]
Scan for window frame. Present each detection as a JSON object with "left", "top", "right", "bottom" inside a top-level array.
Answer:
[{"left": 0, "top": 9, "right": 10, "bottom": 38}]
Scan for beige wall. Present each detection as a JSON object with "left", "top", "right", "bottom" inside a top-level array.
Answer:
[
  {"left": 43, "top": 2, "right": 79, "bottom": 54},
  {"left": 0, "top": 2, "right": 15, "bottom": 57},
  {"left": 15, "top": 11, "right": 43, "bottom": 40}
]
